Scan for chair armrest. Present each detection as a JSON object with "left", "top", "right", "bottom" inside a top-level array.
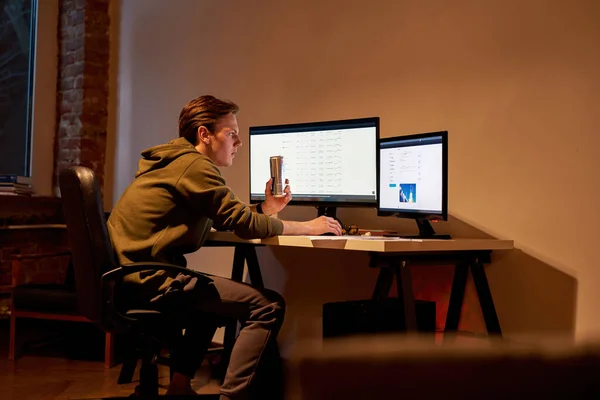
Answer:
[
  {"left": 102, "top": 262, "right": 212, "bottom": 284},
  {"left": 99, "top": 262, "right": 213, "bottom": 330}
]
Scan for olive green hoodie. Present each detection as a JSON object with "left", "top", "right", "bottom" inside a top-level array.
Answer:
[{"left": 107, "top": 137, "right": 283, "bottom": 300}]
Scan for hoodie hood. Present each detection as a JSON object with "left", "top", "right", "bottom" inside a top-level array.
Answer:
[{"left": 136, "top": 137, "right": 199, "bottom": 177}]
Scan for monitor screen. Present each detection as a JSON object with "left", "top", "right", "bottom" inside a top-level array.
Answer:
[
  {"left": 249, "top": 117, "right": 379, "bottom": 208},
  {"left": 377, "top": 131, "right": 448, "bottom": 220}
]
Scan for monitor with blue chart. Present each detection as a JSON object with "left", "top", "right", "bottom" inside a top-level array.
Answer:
[
  {"left": 249, "top": 117, "right": 379, "bottom": 218},
  {"left": 377, "top": 131, "right": 450, "bottom": 239}
]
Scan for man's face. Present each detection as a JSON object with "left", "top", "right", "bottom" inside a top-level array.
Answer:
[{"left": 208, "top": 113, "right": 242, "bottom": 167}]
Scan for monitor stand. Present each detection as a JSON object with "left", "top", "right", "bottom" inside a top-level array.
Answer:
[
  {"left": 386, "top": 217, "right": 452, "bottom": 240},
  {"left": 316, "top": 206, "right": 337, "bottom": 219}
]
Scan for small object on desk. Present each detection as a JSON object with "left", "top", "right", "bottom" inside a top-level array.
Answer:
[
  {"left": 358, "top": 229, "right": 397, "bottom": 236},
  {"left": 383, "top": 233, "right": 453, "bottom": 240},
  {"left": 309, "top": 235, "right": 350, "bottom": 240},
  {"left": 347, "top": 236, "right": 414, "bottom": 241},
  {"left": 310, "top": 235, "right": 415, "bottom": 241}
]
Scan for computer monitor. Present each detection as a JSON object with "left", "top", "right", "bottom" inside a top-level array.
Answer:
[
  {"left": 377, "top": 131, "right": 450, "bottom": 239},
  {"left": 249, "top": 117, "right": 379, "bottom": 218}
]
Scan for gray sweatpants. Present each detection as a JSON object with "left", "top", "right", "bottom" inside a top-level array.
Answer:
[{"left": 150, "top": 271, "right": 286, "bottom": 400}]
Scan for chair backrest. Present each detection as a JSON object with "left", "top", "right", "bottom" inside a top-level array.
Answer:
[{"left": 59, "top": 166, "right": 119, "bottom": 327}]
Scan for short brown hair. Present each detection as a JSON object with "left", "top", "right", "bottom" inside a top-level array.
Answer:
[{"left": 178, "top": 95, "right": 239, "bottom": 145}]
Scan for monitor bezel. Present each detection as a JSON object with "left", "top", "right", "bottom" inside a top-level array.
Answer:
[
  {"left": 248, "top": 116, "right": 380, "bottom": 208},
  {"left": 376, "top": 130, "right": 448, "bottom": 221}
]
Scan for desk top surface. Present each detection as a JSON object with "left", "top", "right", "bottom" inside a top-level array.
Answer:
[{"left": 207, "top": 232, "right": 514, "bottom": 253}]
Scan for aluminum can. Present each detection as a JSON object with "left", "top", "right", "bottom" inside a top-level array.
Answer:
[{"left": 269, "top": 156, "right": 284, "bottom": 197}]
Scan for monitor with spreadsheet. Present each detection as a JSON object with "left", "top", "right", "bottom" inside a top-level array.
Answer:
[{"left": 249, "top": 117, "right": 379, "bottom": 218}]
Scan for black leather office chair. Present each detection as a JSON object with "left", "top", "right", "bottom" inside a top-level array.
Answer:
[{"left": 59, "top": 166, "right": 222, "bottom": 398}]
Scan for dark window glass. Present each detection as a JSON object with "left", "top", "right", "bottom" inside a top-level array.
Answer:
[{"left": 0, "top": 0, "right": 37, "bottom": 176}]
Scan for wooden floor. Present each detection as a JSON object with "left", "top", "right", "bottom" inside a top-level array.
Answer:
[
  {"left": 0, "top": 318, "right": 493, "bottom": 399},
  {"left": 0, "top": 354, "right": 221, "bottom": 399},
  {"left": 0, "top": 319, "right": 221, "bottom": 399}
]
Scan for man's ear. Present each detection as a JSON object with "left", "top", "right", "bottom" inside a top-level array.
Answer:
[{"left": 197, "top": 126, "right": 211, "bottom": 145}]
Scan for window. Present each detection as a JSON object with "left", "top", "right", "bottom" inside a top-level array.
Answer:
[{"left": 0, "top": 0, "right": 37, "bottom": 177}]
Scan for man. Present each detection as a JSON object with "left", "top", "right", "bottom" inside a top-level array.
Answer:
[{"left": 107, "top": 95, "right": 341, "bottom": 399}]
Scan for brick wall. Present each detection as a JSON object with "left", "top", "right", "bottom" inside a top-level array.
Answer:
[
  {"left": 0, "top": 196, "right": 70, "bottom": 318},
  {"left": 0, "top": 0, "right": 111, "bottom": 318},
  {"left": 54, "top": 0, "right": 110, "bottom": 195}
]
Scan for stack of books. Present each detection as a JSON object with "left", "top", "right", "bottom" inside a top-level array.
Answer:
[{"left": 0, "top": 175, "right": 33, "bottom": 196}]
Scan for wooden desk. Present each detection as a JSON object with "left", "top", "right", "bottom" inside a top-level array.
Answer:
[
  {"left": 208, "top": 231, "right": 513, "bottom": 252},
  {"left": 206, "top": 232, "right": 514, "bottom": 351}
]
